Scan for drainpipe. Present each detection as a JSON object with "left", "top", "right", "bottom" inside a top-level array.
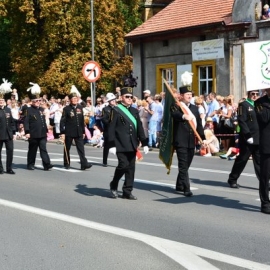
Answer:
[{"left": 140, "top": 40, "right": 145, "bottom": 97}]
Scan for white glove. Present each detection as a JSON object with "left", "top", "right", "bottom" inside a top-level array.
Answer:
[
  {"left": 247, "top": 138, "right": 254, "bottom": 144},
  {"left": 183, "top": 114, "right": 194, "bottom": 121},
  {"left": 143, "top": 146, "right": 149, "bottom": 154},
  {"left": 109, "top": 147, "right": 116, "bottom": 155}
]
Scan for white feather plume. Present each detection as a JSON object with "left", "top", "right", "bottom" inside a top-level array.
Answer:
[
  {"left": 27, "top": 82, "right": 41, "bottom": 95},
  {"left": 181, "top": 71, "right": 193, "bottom": 86},
  {"left": 0, "top": 78, "right": 13, "bottom": 94},
  {"left": 70, "top": 85, "right": 80, "bottom": 96}
]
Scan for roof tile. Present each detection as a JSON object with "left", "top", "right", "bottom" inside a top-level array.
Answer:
[{"left": 126, "top": 0, "right": 235, "bottom": 38}]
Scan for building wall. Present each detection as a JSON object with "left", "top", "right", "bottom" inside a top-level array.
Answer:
[{"left": 132, "top": 35, "right": 231, "bottom": 98}]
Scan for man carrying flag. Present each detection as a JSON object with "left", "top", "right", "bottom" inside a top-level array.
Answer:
[{"left": 159, "top": 72, "right": 205, "bottom": 197}]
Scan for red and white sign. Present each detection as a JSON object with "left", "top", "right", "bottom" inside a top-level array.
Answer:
[{"left": 82, "top": 61, "right": 101, "bottom": 83}]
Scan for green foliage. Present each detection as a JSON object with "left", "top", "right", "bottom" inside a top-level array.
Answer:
[{"left": 0, "top": 0, "right": 143, "bottom": 97}]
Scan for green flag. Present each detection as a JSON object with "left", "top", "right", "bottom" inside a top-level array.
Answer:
[{"left": 159, "top": 89, "right": 175, "bottom": 174}]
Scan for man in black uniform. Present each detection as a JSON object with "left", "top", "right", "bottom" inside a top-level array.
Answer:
[
  {"left": 101, "top": 92, "right": 117, "bottom": 167},
  {"left": 108, "top": 87, "right": 148, "bottom": 200},
  {"left": 171, "top": 85, "right": 205, "bottom": 197},
  {"left": 227, "top": 90, "right": 260, "bottom": 188},
  {"left": 255, "top": 88, "right": 270, "bottom": 214},
  {"left": 0, "top": 96, "right": 16, "bottom": 174},
  {"left": 24, "top": 96, "right": 53, "bottom": 171},
  {"left": 60, "top": 92, "right": 92, "bottom": 170}
]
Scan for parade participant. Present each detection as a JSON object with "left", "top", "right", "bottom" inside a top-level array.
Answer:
[
  {"left": 108, "top": 87, "right": 149, "bottom": 200},
  {"left": 24, "top": 83, "right": 53, "bottom": 171},
  {"left": 227, "top": 90, "right": 260, "bottom": 188},
  {"left": 101, "top": 92, "right": 117, "bottom": 167},
  {"left": 0, "top": 79, "right": 16, "bottom": 174},
  {"left": 255, "top": 88, "right": 270, "bottom": 214},
  {"left": 60, "top": 86, "right": 92, "bottom": 170},
  {"left": 171, "top": 72, "right": 205, "bottom": 197}
]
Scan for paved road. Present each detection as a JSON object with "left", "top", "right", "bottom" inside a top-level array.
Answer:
[{"left": 0, "top": 140, "right": 269, "bottom": 270}]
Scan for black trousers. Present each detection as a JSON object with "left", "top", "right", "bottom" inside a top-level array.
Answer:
[
  {"left": 175, "top": 147, "right": 195, "bottom": 191},
  {"left": 27, "top": 137, "right": 50, "bottom": 168},
  {"left": 102, "top": 137, "right": 109, "bottom": 165},
  {"left": 110, "top": 151, "right": 136, "bottom": 195},
  {"left": 0, "top": 139, "right": 14, "bottom": 171},
  {"left": 259, "top": 153, "right": 270, "bottom": 208},
  {"left": 64, "top": 136, "right": 88, "bottom": 167},
  {"left": 228, "top": 143, "right": 260, "bottom": 183}
]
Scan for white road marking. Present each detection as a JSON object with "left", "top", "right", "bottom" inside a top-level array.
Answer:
[
  {"left": 133, "top": 178, "right": 198, "bottom": 190},
  {"left": 0, "top": 198, "right": 268, "bottom": 270}
]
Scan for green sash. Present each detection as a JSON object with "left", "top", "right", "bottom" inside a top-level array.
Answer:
[{"left": 117, "top": 104, "right": 137, "bottom": 130}]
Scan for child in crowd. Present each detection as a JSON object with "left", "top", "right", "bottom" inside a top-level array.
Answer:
[
  {"left": 16, "top": 123, "right": 26, "bottom": 140},
  {"left": 219, "top": 135, "right": 239, "bottom": 160},
  {"left": 88, "top": 124, "right": 102, "bottom": 145},
  {"left": 47, "top": 125, "right": 54, "bottom": 141}
]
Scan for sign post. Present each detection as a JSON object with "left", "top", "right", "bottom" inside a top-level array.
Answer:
[{"left": 82, "top": 61, "right": 101, "bottom": 105}]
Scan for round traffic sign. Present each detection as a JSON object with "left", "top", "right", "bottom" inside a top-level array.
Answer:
[{"left": 82, "top": 61, "right": 101, "bottom": 83}]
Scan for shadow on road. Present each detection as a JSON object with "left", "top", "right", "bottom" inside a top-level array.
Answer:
[{"left": 74, "top": 184, "right": 112, "bottom": 198}]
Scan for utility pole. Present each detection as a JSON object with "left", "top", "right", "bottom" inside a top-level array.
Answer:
[{"left": 90, "top": 0, "right": 96, "bottom": 105}]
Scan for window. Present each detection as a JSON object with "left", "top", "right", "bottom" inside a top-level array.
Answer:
[
  {"left": 156, "top": 63, "right": 177, "bottom": 94},
  {"left": 199, "top": 66, "right": 213, "bottom": 95},
  {"left": 192, "top": 60, "right": 216, "bottom": 96}
]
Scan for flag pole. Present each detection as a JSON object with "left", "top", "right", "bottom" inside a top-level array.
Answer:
[{"left": 162, "top": 78, "right": 203, "bottom": 144}]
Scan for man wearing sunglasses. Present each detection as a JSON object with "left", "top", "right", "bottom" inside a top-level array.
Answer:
[
  {"left": 108, "top": 87, "right": 149, "bottom": 200},
  {"left": 24, "top": 95, "right": 53, "bottom": 171},
  {"left": 227, "top": 90, "right": 260, "bottom": 190}
]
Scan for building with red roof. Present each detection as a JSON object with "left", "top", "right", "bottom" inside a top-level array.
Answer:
[{"left": 125, "top": 0, "right": 270, "bottom": 101}]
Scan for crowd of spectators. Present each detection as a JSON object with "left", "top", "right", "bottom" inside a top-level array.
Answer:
[{"left": 7, "top": 87, "right": 259, "bottom": 158}]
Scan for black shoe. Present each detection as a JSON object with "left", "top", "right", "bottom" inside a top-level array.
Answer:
[
  {"left": 103, "top": 163, "right": 108, "bottom": 167},
  {"left": 261, "top": 206, "right": 270, "bottom": 214},
  {"left": 110, "top": 189, "right": 118, "bottom": 199},
  {"left": 64, "top": 164, "right": 70, "bottom": 170},
  {"left": 176, "top": 186, "right": 184, "bottom": 192},
  {"left": 6, "top": 170, "right": 15, "bottom": 175},
  {"left": 183, "top": 191, "right": 193, "bottom": 197},
  {"left": 27, "top": 166, "right": 35, "bottom": 170},
  {"left": 0, "top": 169, "right": 4, "bottom": 174},
  {"left": 44, "top": 164, "right": 53, "bottom": 171},
  {"left": 228, "top": 181, "right": 239, "bottom": 189},
  {"left": 122, "top": 193, "right": 137, "bottom": 200},
  {"left": 149, "top": 148, "right": 153, "bottom": 151},
  {"left": 81, "top": 163, "right": 92, "bottom": 170}
]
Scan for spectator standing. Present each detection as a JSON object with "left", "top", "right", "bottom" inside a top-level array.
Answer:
[
  {"left": 145, "top": 95, "right": 158, "bottom": 150},
  {"left": 194, "top": 96, "right": 206, "bottom": 127},
  {"left": 206, "top": 92, "right": 220, "bottom": 134},
  {"left": 83, "top": 97, "right": 95, "bottom": 136},
  {"left": 138, "top": 99, "right": 149, "bottom": 138},
  {"left": 10, "top": 100, "right": 20, "bottom": 132},
  {"left": 227, "top": 90, "right": 260, "bottom": 189},
  {"left": 154, "top": 94, "right": 164, "bottom": 147}
]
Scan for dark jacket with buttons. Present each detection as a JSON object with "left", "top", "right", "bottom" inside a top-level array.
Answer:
[
  {"left": 24, "top": 106, "right": 48, "bottom": 138},
  {"left": 170, "top": 103, "right": 205, "bottom": 148},
  {"left": 108, "top": 104, "right": 147, "bottom": 152},
  {"left": 238, "top": 100, "right": 259, "bottom": 145},
  {"left": 101, "top": 105, "right": 114, "bottom": 139},
  {"left": 0, "top": 107, "right": 15, "bottom": 140},
  {"left": 60, "top": 104, "right": 85, "bottom": 137},
  {"left": 255, "top": 95, "right": 270, "bottom": 154}
]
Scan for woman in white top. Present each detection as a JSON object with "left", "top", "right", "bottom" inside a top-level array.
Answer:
[
  {"left": 10, "top": 100, "right": 20, "bottom": 132},
  {"left": 194, "top": 96, "right": 206, "bottom": 127},
  {"left": 203, "top": 129, "right": 220, "bottom": 157}
]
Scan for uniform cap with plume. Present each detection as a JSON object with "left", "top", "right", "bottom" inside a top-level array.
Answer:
[
  {"left": 27, "top": 82, "right": 41, "bottom": 99},
  {"left": 179, "top": 71, "right": 193, "bottom": 94},
  {"left": 69, "top": 85, "right": 81, "bottom": 99},
  {"left": 0, "top": 78, "right": 13, "bottom": 98}
]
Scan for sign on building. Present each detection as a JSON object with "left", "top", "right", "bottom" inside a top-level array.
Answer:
[
  {"left": 244, "top": 40, "right": 270, "bottom": 91},
  {"left": 192, "top": 39, "right": 224, "bottom": 61}
]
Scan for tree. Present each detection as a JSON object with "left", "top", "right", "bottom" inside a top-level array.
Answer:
[{"left": 0, "top": 0, "right": 142, "bottom": 97}]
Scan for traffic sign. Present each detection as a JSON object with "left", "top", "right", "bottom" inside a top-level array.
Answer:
[{"left": 82, "top": 61, "right": 101, "bottom": 83}]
